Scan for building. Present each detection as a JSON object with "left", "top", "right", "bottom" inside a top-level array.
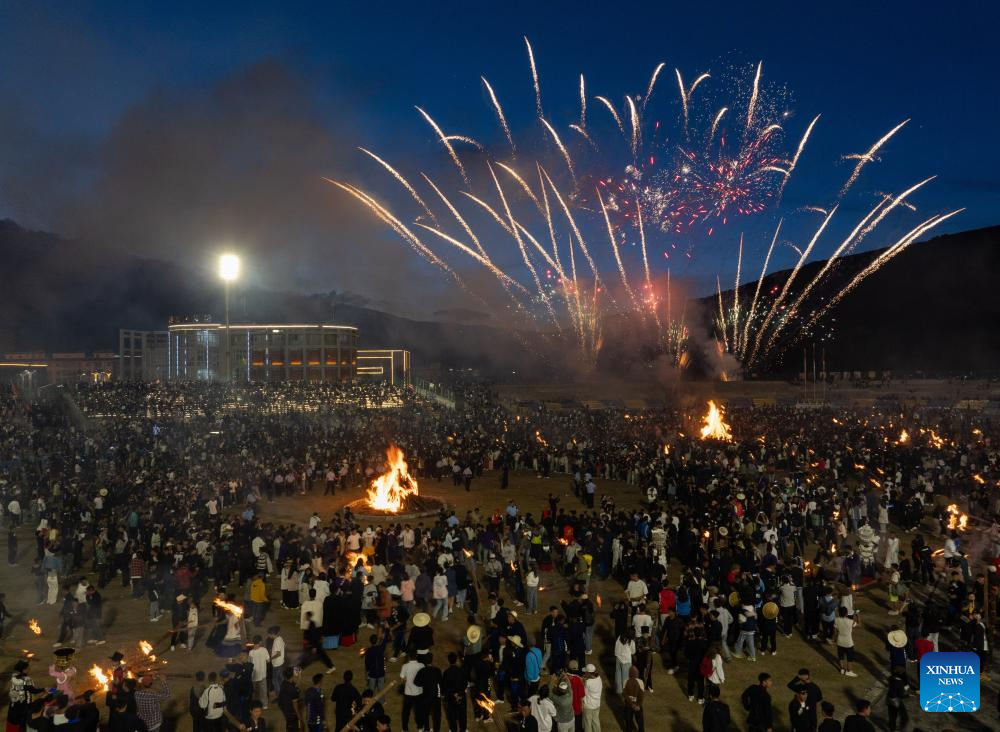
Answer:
[
  {"left": 118, "top": 330, "right": 169, "bottom": 381},
  {"left": 357, "top": 348, "right": 412, "bottom": 386},
  {"left": 0, "top": 351, "right": 116, "bottom": 387},
  {"left": 167, "top": 318, "right": 359, "bottom": 382}
]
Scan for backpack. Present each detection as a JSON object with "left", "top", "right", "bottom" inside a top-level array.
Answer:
[{"left": 699, "top": 656, "right": 713, "bottom": 678}]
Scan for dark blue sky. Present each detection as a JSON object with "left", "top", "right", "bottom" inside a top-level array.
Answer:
[{"left": 0, "top": 1, "right": 997, "bottom": 304}]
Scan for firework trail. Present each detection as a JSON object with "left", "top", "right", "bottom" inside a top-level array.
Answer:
[
  {"left": 495, "top": 162, "right": 542, "bottom": 212},
  {"left": 579, "top": 74, "right": 586, "bottom": 127},
  {"left": 840, "top": 119, "right": 910, "bottom": 196},
  {"left": 746, "top": 61, "right": 763, "bottom": 129},
  {"left": 358, "top": 147, "right": 438, "bottom": 225},
  {"left": 569, "top": 124, "right": 597, "bottom": 150},
  {"left": 540, "top": 118, "right": 578, "bottom": 183},
  {"left": 626, "top": 96, "right": 640, "bottom": 158},
  {"left": 594, "top": 96, "right": 624, "bottom": 133},
  {"left": 524, "top": 36, "right": 542, "bottom": 117},
  {"left": 778, "top": 114, "right": 820, "bottom": 197},
  {"left": 481, "top": 77, "right": 515, "bottom": 154},
  {"left": 716, "top": 275, "right": 729, "bottom": 354},
  {"left": 415, "top": 106, "right": 468, "bottom": 186},
  {"left": 709, "top": 107, "right": 729, "bottom": 144},
  {"left": 741, "top": 220, "right": 781, "bottom": 354},
  {"left": 807, "top": 209, "right": 964, "bottom": 329},
  {"left": 643, "top": 62, "right": 667, "bottom": 113},
  {"left": 747, "top": 206, "right": 837, "bottom": 365},
  {"left": 732, "top": 233, "right": 743, "bottom": 352},
  {"left": 598, "top": 188, "right": 638, "bottom": 308}
]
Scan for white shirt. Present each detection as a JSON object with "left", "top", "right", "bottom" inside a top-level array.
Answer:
[
  {"left": 614, "top": 638, "right": 636, "bottom": 665},
  {"left": 583, "top": 676, "right": 602, "bottom": 709},
  {"left": 400, "top": 660, "right": 424, "bottom": 696},
  {"left": 271, "top": 635, "right": 286, "bottom": 667},
  {"left": 300, "top": 599, "right": 323, "bottom": 629},
  {"left": 249, "top": 646, "right": 269, "bottom": 682},
  {"left": 199, "top": 684, "right": 226, "bottom": 719},
  {"left": 530, "top": 695, "right": 557, "bottom": 732},
  {"left": 626, "top": 579, "right": 648, "bottom": 602}
]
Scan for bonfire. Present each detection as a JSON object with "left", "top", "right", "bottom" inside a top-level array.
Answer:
[
  {"left": 366, "top": 445, "right": 419, "bottom": 512},
  {"left": 699, "top": 400, "right": 733, "bottom": 441}
]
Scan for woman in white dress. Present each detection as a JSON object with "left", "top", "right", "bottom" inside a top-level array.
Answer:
[{"left": 46, "top": 570, "right": 59, "bottom": 604}]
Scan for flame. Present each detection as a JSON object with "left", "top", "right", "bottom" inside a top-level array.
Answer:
[
  {"left": 28, "top": 619, "right": 41, "bottom": 635},
  {"left": 214, "top": 598, "right": 245, "bottom": 617},
  {"left": 830, "top": 544, "right": 837, "bottom": 555},
  {"left": 535, "top": 431, "right": 548, "bottom": 447},
  {"left": 139, "top": 640, "right": 153, "bottom": 656},
  {"left": 946, "top": 504, "right": 969, "bottom": 532},
  {"left": 662, "top": 444, "right": 669, "bottom": 455},
  {"left": 699, "top": 400, "right": 732, "bottom": 441},
  {"left": 538, "top": 586, "right": 546, "bottom": 592},
  {"left": 556, "top": 538, "right": 568, "bottom": 546},
  {"left": 366, "top": 445, "right": 419, "bottom": 513},
  {"left": 973, "top": 474, "right": 985, "bottom": 485},
  {"left": 702, "top": 530, "right": 711, "bottom": 539},
  {"left": 462, "top": 549, "right": 473, "bottom": 557},
  {"left": 476, "top": 694, "right": 496, "bottom": 715},
  {"left": 89, "top": 665, "right": 110, "bottom": 693},
  {"left": 345, "top": 551, "right": 364, "bottom": 574},
  {"left": 596, "top": 594, "right": 603, "bottom": 608},
  {"left": 897, "top": 430, "right": 909, "bottom": 444},
  {"left": 21, "top": 650, "right": 35, "bottom": 659}
]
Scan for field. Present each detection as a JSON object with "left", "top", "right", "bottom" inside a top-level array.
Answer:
[{"left": 0, "top": 470, "right": 984, "bottom": 731}]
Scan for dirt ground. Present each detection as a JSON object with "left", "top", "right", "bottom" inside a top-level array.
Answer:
[{"left": 2, "top": 470, "right": 992, "bottom": 732}]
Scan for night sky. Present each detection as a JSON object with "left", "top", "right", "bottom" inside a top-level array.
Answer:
[{"left": 1, "top": 2, "right": 997, "bottom": 313}]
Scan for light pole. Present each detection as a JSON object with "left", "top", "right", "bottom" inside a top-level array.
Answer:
[{"left": 218, "top": 254, "right": 240, "bottom": 382}]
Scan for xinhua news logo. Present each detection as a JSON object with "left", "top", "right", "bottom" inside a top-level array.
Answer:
[{"left": 920, "top": 652, "right": 980, "bottom": 713}]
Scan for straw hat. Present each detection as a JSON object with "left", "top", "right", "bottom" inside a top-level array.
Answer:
[
  {"left": 762, "top": 602, "right": 779, "bottom": 620},
  {"left": 887, "top": 630, "right": 907, "bottom": 649},
  {"left": 412, "top": 612, "right": 431, "bottom": 628},
  {"left": 717, "top": 526, "right": 729, "bottom": 537},
  {"left": 509, "top": 635, "right": 523, "bottom": 648},
  {"left": 728, "top": 591, "right": 741, "bottom": 607},
  {"left": 466, "top": 625, "right": 482, "bottom": 644}
]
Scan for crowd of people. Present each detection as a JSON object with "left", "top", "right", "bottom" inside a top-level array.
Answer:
[{"left": 1, "top": 380, "right": 999, "bottom": 732}]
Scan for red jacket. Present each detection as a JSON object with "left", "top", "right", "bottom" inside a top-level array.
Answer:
[{"left": 567, "top": 673, "right": 585, "bottom": 715}]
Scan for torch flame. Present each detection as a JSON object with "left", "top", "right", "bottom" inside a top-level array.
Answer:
[
  {"left": 897, "top": 430, "right": 909, "bottom": 444},
  {"left": 89, "top": 665, "right": 110, "bottom": 693},
  {"left": 946, "top": 504, "right": 969, "bottom": 532},
  {"left": 213, "top": 598, "right": 245, "bottom": 617},
  {"left": 972, "top": 474, "right": 985, "bottom": 485},
  {"left": 476, "top": 694, "right": 496, "bottom": 714},
  {"left": 139, "top": 640, "right": 153, "bottom": 656},
  {"left": 699, "top": 400, "right": 732, "bottom": 441},
  {"left": 28, "top": 619, "right": 41, "bottom": 635},
  {"left": 366, "top": 445, "right": 419, "bottom": 513}
]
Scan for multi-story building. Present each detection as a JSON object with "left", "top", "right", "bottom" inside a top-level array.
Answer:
[
  {"left": 118, "top": 330, "right": 169, "bottom": 381},
  {"left": 166, "top": 318, "right": 359, "bottom": 382}
]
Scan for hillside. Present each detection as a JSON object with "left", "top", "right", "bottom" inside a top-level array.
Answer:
[{"left": 1, "top": 219, "right": 998, "bottom": 376}]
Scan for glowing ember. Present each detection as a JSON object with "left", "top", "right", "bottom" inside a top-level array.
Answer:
[
  {"left": 699, "top": 400, "right": 732, "bottom": 441},
  {"left": 476, "top": 694, "right": 496, "bottom": 715},
  {"left": 27, "top": 619, "right": 41, "bottom": 635},
  {"left": 946, "top": 504, "right": 969, "bottom": 532},
  {"left": 214, "top": 598, "right": 245, "bottom": 617},
  {"left": 366, "top": 445, "right": 419, "bottom": 513},
  {"left": 89, "top": 665, "right": 110, "bottom": 692}
]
